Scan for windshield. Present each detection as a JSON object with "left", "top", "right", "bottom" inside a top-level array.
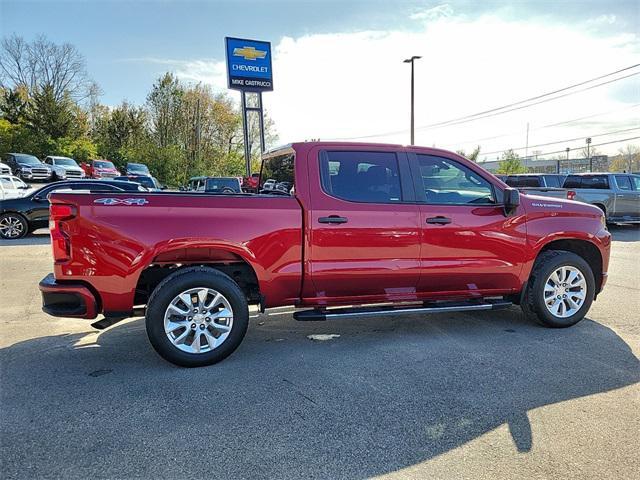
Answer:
[
  {"left": 94, "top": 161, "right": 115, "bottom": 169},
  {"left": 260, "top": 152, "right": 295, "bottom": 194},
  {"left": 128, "top": 163, "right": 149, "bottom": 173},
  {"left": 205, "top": 178, "right": 241, "bottom": 192},
  {"left": 53, "top": 157, "right": 78, "bottom": 166},
  {"left": 15, "top": 154, "right": 41, "bottom": 165}
]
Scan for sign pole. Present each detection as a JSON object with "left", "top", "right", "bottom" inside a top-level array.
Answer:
[
  {"left": 258, "top": 92, "right": 266, "bottom": 154},
  {"left": 241, "top": 91, "right": 251, "bottom": 177}
]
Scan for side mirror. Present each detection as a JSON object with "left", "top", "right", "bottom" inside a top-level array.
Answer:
[{"left": 503, "top": 187, "right": 520, "bottom": 216}]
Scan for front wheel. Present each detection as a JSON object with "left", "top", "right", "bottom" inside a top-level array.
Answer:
[
  {"left": 522, "top": 251, "right": 595, "bottom": 328},
  {"left": 0, "top": 213, "right": 28, "bottom": 239},
  {"left": 145, "top": 266, "right": 249, "bottom": 367}
]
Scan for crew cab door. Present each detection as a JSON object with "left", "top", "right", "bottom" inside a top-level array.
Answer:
[
  {"left": 306, "top": 147, "right": 421, "bottom": 302},
  {"left": 613, "top": 175, "right": 640, "bottom": 218},
  {"left": 409, "top": 153, "right": 527, "bottom": 296}
]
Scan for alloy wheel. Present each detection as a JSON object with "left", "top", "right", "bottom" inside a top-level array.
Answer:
[
  {"left": 543, "top": 266, "right": 587, "bottom": 318},
  {"left": 163, "top": 287, "right": 234, "bottom": 354},
  {"left": 0, "top": 216, "right": 25, "bottom": 239}
]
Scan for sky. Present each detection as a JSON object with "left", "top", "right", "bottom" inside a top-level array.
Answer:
[{"left": 1, "top": 0, "right": 639, "bottom": 161}]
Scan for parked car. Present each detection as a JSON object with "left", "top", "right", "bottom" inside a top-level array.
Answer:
[
  {"left": 261, "top": 178, "right": 277, "bottom": 191},
  {"left": 43, "top": 155, "right": 85, "bottom": 180},
  {"left": 562, "top": 173, "right": 640, "bottom": 223},
  {"left": 204, "top": 177, "right": 242, "bottom": 193},
  {"left": 0, "top": 175, "right": 33, "bottom": 200},
  {"left": 126, "top": 162, "right": 151, "bottom": 176},
  {"left": 185, "top": 176, "right": 242, "bottom": 193},
  {"left": 2, "top": 153, "right": 53, "bottom": 181},
  {"left": 503, "top": 174, "right": 566, "bottom": 188},
  {"left": 39, "top": 141, "right": 610, "bottom": 367},
  {"left": 0, "top": 179, "right": 146, "bottom": 240},
  {"left": 242, "top": 172, "right": 260, "bottom": 192},
  {"left": 0, "top": 162, "right": 11, "bottom": 175},
  {"left": 114, "top": 175, "right": 164, "bottom": 191},
  {"left": 187, "top": 176, "right": 207, "bottom": 191},
  {"left": 501, "top": 173, "right": 572, "bottom": 200},
  {"left": 81, "top": 159, "right": 120, "bottom": 178}
]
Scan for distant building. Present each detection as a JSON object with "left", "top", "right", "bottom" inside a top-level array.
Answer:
[{"left": 479, "top": 155, "right": 609, "bottom": 174}]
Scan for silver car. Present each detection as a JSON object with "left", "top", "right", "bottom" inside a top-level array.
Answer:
[{"left": 44, "top": 156, "right": 86, "bottom": 180}]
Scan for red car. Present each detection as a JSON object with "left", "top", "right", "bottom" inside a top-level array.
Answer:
[
  {"left": 40, "top": 142, "right": 610, "bottom": 367},
  {"left": 242, "top": 172, "right": 260, "bottom": 192},
  {"left": 81, "top": 159, "right": 120, "bottom": 179}
]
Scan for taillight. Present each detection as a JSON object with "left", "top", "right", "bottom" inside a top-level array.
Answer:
[
  {"left": 566, "top": 190, "right": 576, "bottom": 200},
  {"left": 50, "top": 203, "right": 76, "bottom": 262}
]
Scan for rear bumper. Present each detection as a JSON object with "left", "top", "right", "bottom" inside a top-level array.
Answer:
[{"left": 39, "top": 273, "right": 98, "bottom": 319}]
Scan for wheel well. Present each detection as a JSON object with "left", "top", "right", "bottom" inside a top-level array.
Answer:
[
  {"left": 592, "top": 203, "right": 606, "bottom": 215},
  {"left": 538, "top": 239, "right": 603, "bottom": 292},
  {"left": 134, "top": 252, "right": 261, "bottom": 307}
]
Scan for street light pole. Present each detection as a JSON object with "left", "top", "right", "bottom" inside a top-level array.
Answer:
[
  {"left": 586, "top": 137, "right": 592, "bottom": 172},
  {"left": 403, "top": 56, "right": 421, "bottom": 145}
]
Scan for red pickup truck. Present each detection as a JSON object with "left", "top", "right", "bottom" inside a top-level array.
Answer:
[
  {"left": 40, "top": 142, "right": 610, "bottom": 367},
  {"left": 81, "top": 159, "right": 120, "bottom": 179}
]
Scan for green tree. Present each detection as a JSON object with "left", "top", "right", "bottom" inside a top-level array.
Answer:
[
  {"left": 0, "top": 86, "right": 29, "bottom": 123},
  {"left": 456, "top": 145, "right": 481, "bottom": 162},
  {"left": 147, "top": 73, "right": 184, "bottom": 148},
  {"left": 497, "top": 149, "right": 527, "bottom": 174}
]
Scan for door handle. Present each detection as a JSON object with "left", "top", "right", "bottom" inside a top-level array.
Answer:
[
  {"left": 426, "top": 216, "right": 451, "bottom": 225},
  {"left": 318, "top": 215, "right": 348, "bottom": 224}
]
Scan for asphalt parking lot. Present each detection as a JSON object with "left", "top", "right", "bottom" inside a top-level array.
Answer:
[{"left": 1, "top": 227, "right": 639, "bottom": 479}]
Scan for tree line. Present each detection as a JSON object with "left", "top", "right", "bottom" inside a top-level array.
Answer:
[{"left": 0, "top": 34, "right": 276, "bottom": 186}]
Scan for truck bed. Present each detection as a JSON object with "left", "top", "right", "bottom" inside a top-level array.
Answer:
[{"left": 48, "top": 191, "right": 304, "bottom": 314}]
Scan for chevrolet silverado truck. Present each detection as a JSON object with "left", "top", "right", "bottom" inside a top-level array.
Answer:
[{"left": 39, "top": 142, "right": 611, "bottom": 367}]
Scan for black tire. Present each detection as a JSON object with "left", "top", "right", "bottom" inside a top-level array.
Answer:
[
  {"left": 0, "top": 213, "right": 29, "bottom": 240},
  {"left": 145, "top": 266, "right": 249, "bottom": 367},
  {"left": 522, "top": 250, "right": 595, "bottom": 328}
]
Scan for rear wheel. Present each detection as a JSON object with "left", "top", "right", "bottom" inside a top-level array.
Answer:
[
  {"left": 145, "top": 266, "right": 249, "bottom": 367},
  {"left": 0, "top": 213, "right": 28, "bottom": 239},
  {"left": 522, "top": 250, "right": 595, "bottom": 328}
]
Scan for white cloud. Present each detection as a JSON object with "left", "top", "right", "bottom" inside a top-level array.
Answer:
[
  {"left": 131, "top": 9, "right": 640, "bottom": 159},
  {"left": 409, "top": 4, "right": 454, "bottom": 22}
]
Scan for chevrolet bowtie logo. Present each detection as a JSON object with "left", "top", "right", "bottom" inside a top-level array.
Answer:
[{"left": 233, "top": 46, "right": 267, "bottom": 61}]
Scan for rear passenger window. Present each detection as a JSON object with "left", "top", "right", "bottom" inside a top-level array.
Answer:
[
  {"left": 320, "top": 151, "right": 402, "bottom": 203},
  {"left": 417, "top": 155, "right": 494, "bottom": 204},
  {"left": 632, "top": 176, "right": 640, "bottom": 190},
  {"left": 615, "top": 176, "right": 632, "bottom": 191},
  {"left": 520, "top": 177, "right": 540, "bottom": 187},
  {"left": 581, "top": 176, "right": 609, "bottom": 189},
  {"left": 563, "top": 176, "right": 581, "bottom": 188}
]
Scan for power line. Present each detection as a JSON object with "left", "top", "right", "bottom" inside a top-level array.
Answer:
[
  {"left": 334, "top": 64, "right": 640, "bottom": 140},
  {"left": 415, "top": 72, "right": 640, "bottom": 132},
  {"left": 480, "top": 127, "right": 640, "bottom": 156},
  {"left": 479, "top": 136, "right": 640, "bottom": 161},
  {"left": 444, "top": 103, "right": 640, "bottom": 148}
]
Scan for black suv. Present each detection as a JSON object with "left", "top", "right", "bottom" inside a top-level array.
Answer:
[{"left": 0, "top": 180, "right": 146, "bottom": 240}]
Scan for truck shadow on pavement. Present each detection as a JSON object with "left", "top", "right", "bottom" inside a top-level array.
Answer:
[{"left": 1, "top": 309, "right": 638, "bottom": 479}]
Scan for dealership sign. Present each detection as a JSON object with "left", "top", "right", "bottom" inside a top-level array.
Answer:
[{"left": 225, "top": 37, "right": 273, "bottom": 91}]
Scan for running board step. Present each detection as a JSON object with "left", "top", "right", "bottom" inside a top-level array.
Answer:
[{"left": 293, "top": 299, "right": 512, "bottom": 321}]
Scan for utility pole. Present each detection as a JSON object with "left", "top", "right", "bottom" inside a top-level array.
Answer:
[
  {"left": 525, "top": 122, "right": 529, "bottom": 170},
  {"left": 563, "top": 147, "right": 570, "bottom": 174},
  {"left": 586, "top": 137, "right": 592, "bottom": 172},
  {"left": 403, "top": 56, "right": 421, "bottom": 145}
]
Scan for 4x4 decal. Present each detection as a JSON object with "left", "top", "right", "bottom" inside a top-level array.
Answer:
[{"left": 94, "top": 198, "right": 149, "bottom": 206}]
